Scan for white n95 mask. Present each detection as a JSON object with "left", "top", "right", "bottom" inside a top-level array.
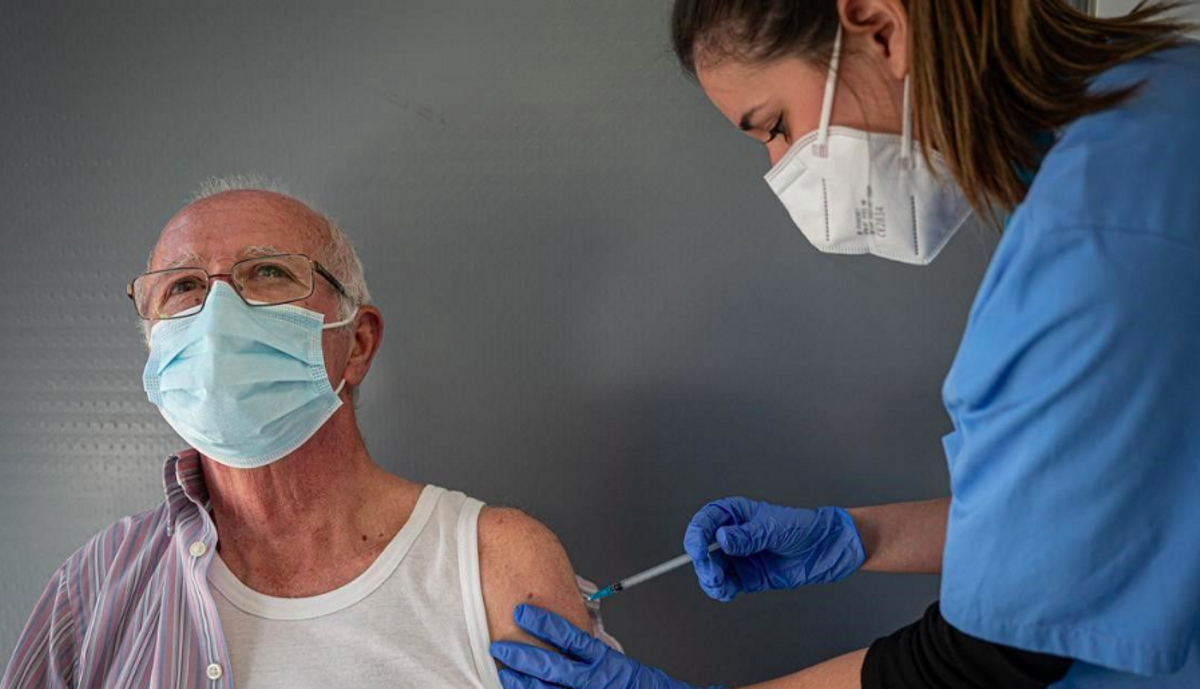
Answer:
[
  {"left": 142, "top": 281, "right": 357, "bottom": 469},
  {"left": 764, "top": 28, "right": 972, "bottom": 265}
]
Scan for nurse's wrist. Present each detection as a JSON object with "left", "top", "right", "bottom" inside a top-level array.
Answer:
[
  {"left": 846, "top": 498, "right": 948, "bottom": 574},
  {"left": 846, "top": 506, "right": 881, "bottom": 571}
]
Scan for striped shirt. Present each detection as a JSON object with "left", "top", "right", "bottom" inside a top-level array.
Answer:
[{"left": 2, "top": 450, "right": 235, "bottom": 689}]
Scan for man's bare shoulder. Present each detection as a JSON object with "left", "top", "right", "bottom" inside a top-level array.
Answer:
[{"left": 476, "top": 506, "right": 591, "bottom": 645}]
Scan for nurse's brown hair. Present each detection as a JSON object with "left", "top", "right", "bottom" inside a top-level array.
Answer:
[{"left": 671, "top": 0, "right": 1191, "bottom": 222}]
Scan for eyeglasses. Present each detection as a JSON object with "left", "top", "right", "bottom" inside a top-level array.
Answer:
[{"left": 128, "top": 253, "right": 352, "bottom": 321}]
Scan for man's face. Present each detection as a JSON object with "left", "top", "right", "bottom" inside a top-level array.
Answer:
[{"left": 149, "top": 190, "right": 355, "bottom": 386}]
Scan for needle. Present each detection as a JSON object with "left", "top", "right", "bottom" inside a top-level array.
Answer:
[{"left": 587, "top": 542, "right": 721, "bottom": 602}]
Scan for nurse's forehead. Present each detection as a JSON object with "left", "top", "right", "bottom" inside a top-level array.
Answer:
[
  {"left": 698, "top": 57, "right": 826, "bottom": 124},
  {"left": 698, "top": 61, "right": 774, "bottom": 121},
  {"left": 150, "top": 190, "right": 328, "bottom": 270}
]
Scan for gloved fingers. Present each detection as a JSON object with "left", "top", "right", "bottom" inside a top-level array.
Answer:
[
  {"left": 511, "top": 604, "right": 608, "bottom": 663},
  {"left": 491, "top": 641, "right": 585, "bottom": 683},
  {"left": 683, "top": 505, "right": 733, "bottom": 562},
  {"left": 497, "top": 668, "right": 563, "bottom": 689},
  {"left": 690, "top": 552, "right": 741, "bottom": 602},
  {"left": 714, "top": 522, "right": 776, "bottom": 592},
  {"left": 690, "top": 497, "right": 758, "bottom": 535},
  {"left": 685, "top": 498, "right": 764, "bottom": 602},
  {"left": 726, "top": 552, "right": 771, "bottom": 594},
  {"left": 713, "top": 520, "right": 772, "bottom": 557}
]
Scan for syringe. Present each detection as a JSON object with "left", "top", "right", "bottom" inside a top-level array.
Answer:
[{"left": 587, "top": 542, "right": 721, "bottom": 602}]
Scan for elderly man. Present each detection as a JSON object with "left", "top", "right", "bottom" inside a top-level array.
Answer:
[{"left": 1, "top": 180, "right": 614, "bottom": 689}]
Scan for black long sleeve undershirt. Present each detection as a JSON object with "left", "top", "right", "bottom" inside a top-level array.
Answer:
[{"left": 861, "top": 601, "right": 1073, "bottom": 689}]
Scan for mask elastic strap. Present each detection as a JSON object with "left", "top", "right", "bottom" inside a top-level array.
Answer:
[
  {"left": 326, "top": 307, "right": 359, "bottom": 398},
  {"left": 322, "top": 306, "right": 359, "bottom": 330},
  {"left": 815, "top": 25, "right": 843, "bottom": 158},
  {"left": 901, "top": 75, "right": 914, "bottom": 164}
]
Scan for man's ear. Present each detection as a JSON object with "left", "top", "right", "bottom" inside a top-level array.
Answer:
[
  {"left": 343, "top": 305, "right": 383, "bottom": 388},
  {"left": 839, "top": 0, "right": 909, "bottom": 81}
]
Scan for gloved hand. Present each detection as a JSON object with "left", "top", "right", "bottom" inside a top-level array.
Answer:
[
  {"left": 684, "top": 497, "right": 865, "bottom": 602},
  {"left": 490, "top": 604, "right": 725, "bottom": 689}
]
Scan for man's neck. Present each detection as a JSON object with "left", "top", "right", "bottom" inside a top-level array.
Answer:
[{"left": 201, "top": 408, "right": 421, "bottom": 597}]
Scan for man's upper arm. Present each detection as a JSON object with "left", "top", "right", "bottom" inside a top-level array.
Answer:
[
  {"left": 1, "top": 566, "right": 77, "bottom": 689},
  {"left": 477, "top": 507, "right": 591, "bottom": 648},
  {"left": 3, "top": 512, "right": 148, "bottom": 689}
]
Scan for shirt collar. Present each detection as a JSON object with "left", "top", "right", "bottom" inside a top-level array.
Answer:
[{"left": 163, "top": 449, "right": 210, "bottom": 534}]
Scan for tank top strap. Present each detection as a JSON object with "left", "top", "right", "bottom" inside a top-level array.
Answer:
[{"left": 449, "top": 492, "right": 503, "bottom": 688}]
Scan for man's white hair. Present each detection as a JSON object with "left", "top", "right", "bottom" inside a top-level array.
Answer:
[
  {"left": 139, "top": 175, "right": 373, "bottom": 341},
  {"left": 188, "top": 174, "right": 293, "bottom": 203}
]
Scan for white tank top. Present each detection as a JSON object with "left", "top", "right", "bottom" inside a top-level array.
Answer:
[{"left": 209, "top": 486, "right": 502, "bottom": 688}]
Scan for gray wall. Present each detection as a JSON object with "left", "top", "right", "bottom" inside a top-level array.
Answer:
[{"left": 0, "top": 2, "right": 997, "bottom": 685}]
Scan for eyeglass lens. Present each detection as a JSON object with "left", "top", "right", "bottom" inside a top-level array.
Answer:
[{"left": 134, "top": 254, "right": 315, "bottom": 319}]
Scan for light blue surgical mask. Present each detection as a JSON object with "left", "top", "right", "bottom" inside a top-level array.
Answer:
[{"left": 143, "top": 281, "right": 357, "bottom": 469}]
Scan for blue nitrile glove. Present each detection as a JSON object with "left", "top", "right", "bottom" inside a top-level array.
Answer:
[
  {"left": 490, "top": 604, "right": 725, "bottom": 689},
  {"left": 684, "top": 497, "right": 865, "bottom": 602}
]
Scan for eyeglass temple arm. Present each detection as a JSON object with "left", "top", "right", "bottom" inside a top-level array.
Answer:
[{"left": 312, "top": 261, "right": 353, "bottom": 301}]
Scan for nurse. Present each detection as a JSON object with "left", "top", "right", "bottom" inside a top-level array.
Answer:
[{"left": 491, "top": 1, "right": 1200, "bottom": 688}]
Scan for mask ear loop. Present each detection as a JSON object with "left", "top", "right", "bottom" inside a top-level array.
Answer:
[
  {"left": 901, "top": 75, "right": 914, "bottom": 167},
  {"left": 322, "top": 307, "right": 359, "bottom": 331},
  {"left": 322, "top": 306, "right": 360, "bottom": 398},
  {"left": 815, "top": 25, "right": 842, "bottom": 159}
]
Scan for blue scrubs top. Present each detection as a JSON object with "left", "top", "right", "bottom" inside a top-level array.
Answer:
[{"left": 939, "top": 43, "right": 1200, "bottom": 688}]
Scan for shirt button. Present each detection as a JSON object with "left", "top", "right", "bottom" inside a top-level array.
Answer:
[
  {"left": 189, "top": 541, "right": 208, "bottom": 558},
  {"left": 206, "top": 663, "right": 223, "bottom": 680}
]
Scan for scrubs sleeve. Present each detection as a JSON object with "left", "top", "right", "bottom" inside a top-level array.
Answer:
[{"left": 939, "top": 227, "right": 1200, "bottom": 676}]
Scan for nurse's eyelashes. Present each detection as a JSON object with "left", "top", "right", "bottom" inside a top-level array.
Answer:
[{"left": 765, "top": 113, "right": 789, "bottom": 144}]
